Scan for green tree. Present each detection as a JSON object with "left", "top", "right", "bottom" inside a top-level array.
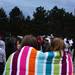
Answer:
[
  {"left": 0, "top": 8, "right": 8, "bottom": 32},
  {"left": 46, "top": 6, "right": 74, "bottom": 36},
  {"left": 32, "top": 6, "right": 47, "bottom": 35},
  {"left": 9, "top": 6, "right": 25, "bottom": 35},
  {"left": 33, "top": 6, "right": 47, "bottom": 24},
  {"left": 0, "top": 8, "right": 7, "bottom": 18}
]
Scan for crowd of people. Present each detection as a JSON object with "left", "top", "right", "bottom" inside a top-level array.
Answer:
[{"left": 0, "top": 34, "right": 74, "bottom": 75}]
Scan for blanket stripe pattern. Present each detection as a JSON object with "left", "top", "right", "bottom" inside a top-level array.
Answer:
[{"left": 4, "top": 46, "right": 73, "bottom": 75}]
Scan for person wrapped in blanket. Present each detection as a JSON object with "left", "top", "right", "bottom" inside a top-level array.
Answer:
[
  {"left": 45, "top": 37, "right": 73, "bottom": 75},
  {"left": 3, "top": 35, "right": 73, "bottom": 75}
]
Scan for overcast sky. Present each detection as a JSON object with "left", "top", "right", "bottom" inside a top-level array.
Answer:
[{"left": 0, "top": 0, "right": 75, "bottom": 17}]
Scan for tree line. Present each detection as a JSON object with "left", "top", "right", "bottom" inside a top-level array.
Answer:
[{"left": 0, "top": 6, "right": 75, "bottom": 38}]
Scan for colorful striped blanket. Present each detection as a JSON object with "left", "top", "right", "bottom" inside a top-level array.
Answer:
[{"left": 3, "top": 46, "right": 73, "bottom": 75}]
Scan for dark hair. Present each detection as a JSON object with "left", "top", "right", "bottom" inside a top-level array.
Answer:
[{"left": 20, "top": 35, "right": 38, "bottom": 49}]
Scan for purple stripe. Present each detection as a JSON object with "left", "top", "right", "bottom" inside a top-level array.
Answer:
[
  {"left": 61, "top": 52, "right": 67, "bottom": 75},
  {"left": 11, "top": 50, "right": 20, "bottom": 75}
]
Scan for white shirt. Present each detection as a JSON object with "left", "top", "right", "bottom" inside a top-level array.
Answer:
[{"left": 0, "top": 40, "right": 6, "bottom": 63}]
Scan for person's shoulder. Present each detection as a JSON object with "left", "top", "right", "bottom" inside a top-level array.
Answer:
[{"left": 0, "top": 40, "right": 5, "bottom": 44}]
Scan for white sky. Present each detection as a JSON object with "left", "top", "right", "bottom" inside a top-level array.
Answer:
[{"left": 0, "top": 0, "right": 75, "bottom": 17}]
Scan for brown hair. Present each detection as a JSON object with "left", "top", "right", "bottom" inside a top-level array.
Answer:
[
  {"left": 50, "top": 37, "right": 64, "bottom": 51},
  {"left": 19, "top": 35, "right": 38, "bottom": 49}
]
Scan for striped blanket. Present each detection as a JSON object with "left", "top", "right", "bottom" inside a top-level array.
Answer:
[{"left": 3, "top": 46, "right": 73, "bottom": 75}]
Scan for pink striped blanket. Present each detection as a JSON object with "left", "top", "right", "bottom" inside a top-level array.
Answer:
[{"left": 3, "top": 46, "right": 73, "bottom": 75}]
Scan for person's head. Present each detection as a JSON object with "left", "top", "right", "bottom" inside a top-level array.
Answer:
[
  {"left": 36, "top": 36, "right": 44, "bottom": 50},
  {"left": 42, "top": 37, "right": 51, "bottom": 52},
  {"left": 50, "top": 37, "right": 64, "bottom": 51},
  {"left": 20, "top": 35, "right": 38, "bottom": 49}
]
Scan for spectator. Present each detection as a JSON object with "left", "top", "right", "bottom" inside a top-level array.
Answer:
[
  {"left": 72, "top": 39, "right": 75, "bottom": 62},
  {"left": 44, "top": 37, "right": 73, "bottom": 74},
  {"left": 3, "top": 36, "right": 73, "bottom": 75},
  {"left": 19, "top": 35, "right": 38, "bottom": 49},
  {"left": 16, "top": 36, "right": 23, "bottom": 50},
  {"left": 64, "top": 38, "right": 71, "bottom": 52},
  {"left": 36, "top": 35, "right": 44, "bottom": 50},
  {"left": 3, "top": 35, "right": 39, "bottom": 75},
  {"left": 0, "top": 36, "right": 6, "bottom": 75},
  {"left": 5, "top": 36, "right": 17, "bottom": 60}
]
